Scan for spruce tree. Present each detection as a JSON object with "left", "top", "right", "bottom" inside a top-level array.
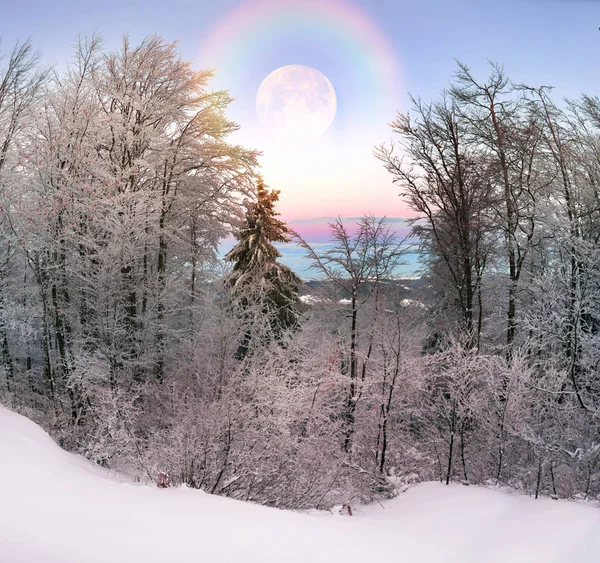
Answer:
[{"left": 226, "top": 179, "right": 301, "bottom": 357}]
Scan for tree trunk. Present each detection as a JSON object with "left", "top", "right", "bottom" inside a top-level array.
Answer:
[
  {"left": 342, "top": 290, "right": 358, "bottom": 453},
  {"left": 0, "top": 286, "right": 14, "bottom": 391},
  {"left": 446, "top": 399, "right": 457, "bottom": 485},
  {"left": 154, "top": 229, "right": 167, "bottom": 383}
]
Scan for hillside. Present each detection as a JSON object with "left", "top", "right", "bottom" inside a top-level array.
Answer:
[{"left": 1, "top": 406, "right": 599, "bottom": 562}]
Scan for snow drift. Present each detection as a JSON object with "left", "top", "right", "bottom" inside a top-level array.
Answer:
[{"left": 1, "top": 405, "right": 599, "bottom": 563}]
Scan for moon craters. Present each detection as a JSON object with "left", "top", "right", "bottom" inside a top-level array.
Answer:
[{"left": 256, "top": 65, "right": 337, "bottom": 141}]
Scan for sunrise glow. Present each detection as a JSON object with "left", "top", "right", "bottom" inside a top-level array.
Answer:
[{"left": 195, "top": 0, "right": 405, "bottom": 220}]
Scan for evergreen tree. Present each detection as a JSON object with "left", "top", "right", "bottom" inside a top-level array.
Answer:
[{"left": 226, "top": 179, "right": 302, "bottom": 357}]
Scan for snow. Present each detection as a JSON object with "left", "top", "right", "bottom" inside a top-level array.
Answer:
[
  {"left": 401, "top": 298, "right": 426, "bottom": 308},
  {"left": 1, "top": 406, "right": 600, "bottom": 563},
  {"left": 299, "top": 294, "right": 329, "bottom": 305}
]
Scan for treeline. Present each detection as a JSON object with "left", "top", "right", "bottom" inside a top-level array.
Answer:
[
  {"left": 0, "top": 36, "right": 598, "bottom": 507},
  {"left": 377, "top": 63, "right": 600, "bottom": 498}
]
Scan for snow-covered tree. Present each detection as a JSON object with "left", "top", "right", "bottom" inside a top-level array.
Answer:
[
  {"left": 377, "top": 94, "right": 493, "bottom": 349},
  {"left": 298, "top": 216, "right": 406, "bottom": 453},
  {"left": 226, "top": 178, "right": 301, "bottom": 358}
]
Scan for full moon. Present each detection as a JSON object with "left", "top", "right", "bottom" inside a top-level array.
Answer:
[{"left": 256, "top": 65, "right": 337, "bottom": 141}]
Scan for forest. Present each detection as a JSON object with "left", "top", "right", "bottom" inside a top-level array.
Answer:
[{"left": 0, "top": 34, "right": 599, "bottom": 509}]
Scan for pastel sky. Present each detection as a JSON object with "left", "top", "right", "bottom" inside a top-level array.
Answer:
[{"left": 3, "top": 0, "right": 600, "bottom": 223}]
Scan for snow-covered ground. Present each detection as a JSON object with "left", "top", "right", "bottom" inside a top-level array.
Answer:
[{"left": 1, "top": 405, "right": 599, "bottom": 562}]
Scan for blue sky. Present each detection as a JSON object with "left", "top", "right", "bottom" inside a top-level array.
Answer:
[
  {"left": 5, "top": 1, "right": 599, "bottom": 100},
  {"left": 2, "top": 0, "right": 600, "bottom": 220}
]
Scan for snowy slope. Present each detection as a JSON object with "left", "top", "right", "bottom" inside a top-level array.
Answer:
[{"left": 1, "top": 406, "right": 599, "bottom": 563}]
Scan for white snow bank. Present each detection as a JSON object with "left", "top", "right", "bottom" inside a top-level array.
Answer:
[
  {"left": 1, "top": 405, "right": 599, "bottom": 562},
  {"left": 299, "top": 294, "right": 329, "bottom": 305}
]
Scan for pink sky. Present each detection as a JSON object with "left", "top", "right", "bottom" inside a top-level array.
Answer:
[{"left": 286, "top": 217, "right": 412, "bottom": 243}]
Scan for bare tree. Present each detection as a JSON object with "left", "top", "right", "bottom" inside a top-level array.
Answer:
[
  {"left": 296, "top": 215, "right": 406, "bottom": 453},
  {"left": 377, "top": 94, "right": 493, "bottom": 348},
  {"left": 451, "top": 63, "right": 547, "bottom": 358},
  {"left": 0, "top": 39, "right": 46, "bottom": 393}
]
